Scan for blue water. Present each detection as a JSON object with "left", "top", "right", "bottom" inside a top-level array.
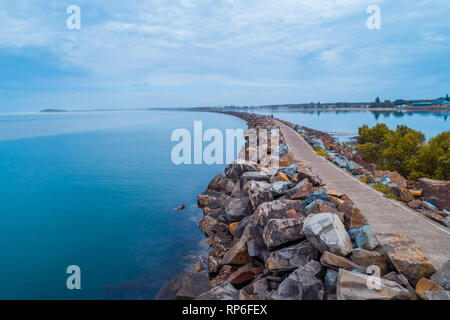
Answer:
[
  {"left": 259, "top": 109, "right": 449, "bottom": 141},
  {"left": 0, "top": 110, "right": 245, "bottom": 299}
]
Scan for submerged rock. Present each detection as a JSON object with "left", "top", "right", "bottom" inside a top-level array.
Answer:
[
  {"left": 302, "top": 213, "right": 353, "bottom": 257},
  {"left": 155, "top": 272, "right": 211, "bottom": 300},
  {"left": 196, "top": 282, "right": 238, "bottom": 300}
]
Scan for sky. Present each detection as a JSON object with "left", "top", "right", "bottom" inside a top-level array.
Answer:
[{"left": 0, "top": 0, "right": 449, "bottom": 112}]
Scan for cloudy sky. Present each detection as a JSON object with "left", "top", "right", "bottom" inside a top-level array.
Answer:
[{"left": 0, "top": 0, "right": 449, "bottom": 112}]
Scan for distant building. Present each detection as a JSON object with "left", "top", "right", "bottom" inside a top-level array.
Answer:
[{"left": 412, "top": 100, "right": 450, "bottom": 107}]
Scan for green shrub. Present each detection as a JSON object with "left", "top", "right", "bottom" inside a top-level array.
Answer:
[
  {"left": 314, "top": 148, "right": 328, "bottom": 156},
  {"left": 355, "top": 123, "right": 449, "bottom": 181}
]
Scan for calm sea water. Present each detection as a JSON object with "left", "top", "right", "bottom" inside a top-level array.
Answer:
[
  {"left": 0, "top": 110, "right": 245, "bottom": 299},
  {"left": 0, "top": 109, "right": 448, "bottom": 299},
  {"left": 259, "top": 109, "right": 449, "bottom": 141}
]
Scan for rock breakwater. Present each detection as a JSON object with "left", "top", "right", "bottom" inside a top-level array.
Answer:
[{"left": 156, "top": 112, "right": 449, "bottom": 300}]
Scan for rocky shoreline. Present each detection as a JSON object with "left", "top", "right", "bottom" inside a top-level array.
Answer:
[
  {"left": 294, "top": 124, "right": 450, "bottom": 228},
  {"left": 156, "top": 112, "right": 449, "bottom": 300}
]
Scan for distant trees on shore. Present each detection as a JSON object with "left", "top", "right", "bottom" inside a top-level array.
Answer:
[{"left": 355, "top": 124, "right": 450, "bottom": 180}]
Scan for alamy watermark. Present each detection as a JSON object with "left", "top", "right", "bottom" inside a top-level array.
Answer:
[
  {"left": 170, "top": 121, "right": 280, "bottom": 166},
  {"left": 66, "top": 265, "right": 81, "bottom": 290},
  {"left": 366, "top": 5, "right": 381, "bottom": 30},
  {"left": 66, "top": 5, "right": 81, "bottom": 30}
]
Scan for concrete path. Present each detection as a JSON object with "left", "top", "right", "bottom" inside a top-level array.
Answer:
[{"left": 276, "top": 120, "right": 450, "bottom": 269}]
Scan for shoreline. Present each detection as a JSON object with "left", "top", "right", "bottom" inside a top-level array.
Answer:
[{"left": 156, "top": 111, "right": 449, "bottom": 300}]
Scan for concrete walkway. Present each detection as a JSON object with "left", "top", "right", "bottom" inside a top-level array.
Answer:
[{"left": 276, "top": 120, "right": 450, "bottom": 269}]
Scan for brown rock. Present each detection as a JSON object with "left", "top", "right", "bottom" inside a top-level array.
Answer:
[
  {"left": 194, "top": 261, "right": 204, "bottom": 272},
  {"left": 378, "top": 233, "right": 436, "bottom": 285},
  {"left": 209, "top": 266, "right": 236, "bottom": 288},
  {"left": 320, "top": 251, "right": 364, "bottom": 271},
  {"left": 417, "top": 208, "right": 447, "bottom": 226},
  {"left": 221, "top": 236, "right": 252, "bottom": 266},
  {"left": 338, "top": 201, "right": 367, "bottom": 230},
  {"left": 290, "top": 189, "right": 310, "bottom": 200},
  {"left": 327, "top": 196, "right": 345, "bottom": 207},
  {"left": 277, "top": 171, "right": 290, "bottom": 182},
  {"left": 415, "top": 277, "right": 444, "bottom": 299},
  {"left": 407, "top": 200, "right": 422, "bottom": 209},
  {"left": 177, "top": 204, "right": 185, "bottom": 210},
  {"left": 418, "top": 178, "right": 450, "bottom": 211},
  {"left": 399, "top": 188, "right": 414, "bottom": 202},
  {"left": 229, "top": 222, "right": 239, "bottom": 235},
  {"left": 350, "top": 248, "right": 389, "bottom": 276}
]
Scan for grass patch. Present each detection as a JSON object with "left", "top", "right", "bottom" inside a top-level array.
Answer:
[
  {"left": 384, "top": 193, "right": 399, "bottom": 200},
  {"left": 314, "top": 148, "right": 328, "bottom": 156},
  {"left": 372, "top": 183, "right": 387, "bottom": 194}
]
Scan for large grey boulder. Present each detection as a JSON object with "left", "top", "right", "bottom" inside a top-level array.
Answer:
[
  {"left": 196, "top": 282, "right": 238, "bottom": 300},
  {"left": 262, "top": 218, "right": 304, "bottom": 250},
  {"left": 155, "top": 272, "right": 211, "bottom": 300},
  {"left": 336, "top": 269, "right": 411, "bottom": 300},
  {"left": 431, "top": 259, "right": 450, "bottom": 290},
  {"left": 225, "top": 197, "right": 252, "bottom": 223},
  {"left": 248, "top": 181, "right": 273, "bottom": 211},
  {"left": 270, "top": 181, "right": 296, "bottom": 197},
  {"left": 254, "top": 199, "right": 306, "bottom": 227},
  {"left": 225, "top": 160, "right": 257, "bottom": 183},
  {"left": 208, "top": 173, "right": 235, "bottom": 194},
  {"left": 239, "top": 171, "right": 270, "bottom": 190},
  {"left": 266, "top": 240, "right": 318, "bottom": 271},
  {"left": 243, "top": 222, "right": 268, "bottom": 262},
  {"left": 302, "top": 212, "right": 353, "bottom": 257},
  {"left": 269, "top": 260, "right": 325, "bottom": 300}
]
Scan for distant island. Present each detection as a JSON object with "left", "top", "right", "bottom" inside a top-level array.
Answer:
[{"left": 40, "top": 109, "right": 67, "bottom": 113}]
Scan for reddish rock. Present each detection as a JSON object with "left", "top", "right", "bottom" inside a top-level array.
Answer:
[
  {"left": 350, "top": 248, "right": 390, "bottom": 276},
  {"left": 418, "top": 178, "right": 450, "bottom": 211},
  {"left": 417, "top": 208, "right": 447, "bottom": 226},
  {"left": 415, "top": 277, "right": 444, "bottom": 300},
  {"left": 378, "top": 233, "right": 436, "bottom": 285},
  {"left": 320, "top": 251, "right": 364, "bottom": 271},
  {"left": 338, "top": 201, "right": 368, "bottom": 230},
  {"left": 221, "top": 236, "right": 252, "bottom": 266}
]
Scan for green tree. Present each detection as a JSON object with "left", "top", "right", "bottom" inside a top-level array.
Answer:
[
  {"left": 375, "top": 97, "right": 381, "bottom": 103},
  {"left": 382, "top": 125, "right": 425, "bottom": 177},
  {"left": 413, "top": 131, "right": 450, "bottom": 180}
]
